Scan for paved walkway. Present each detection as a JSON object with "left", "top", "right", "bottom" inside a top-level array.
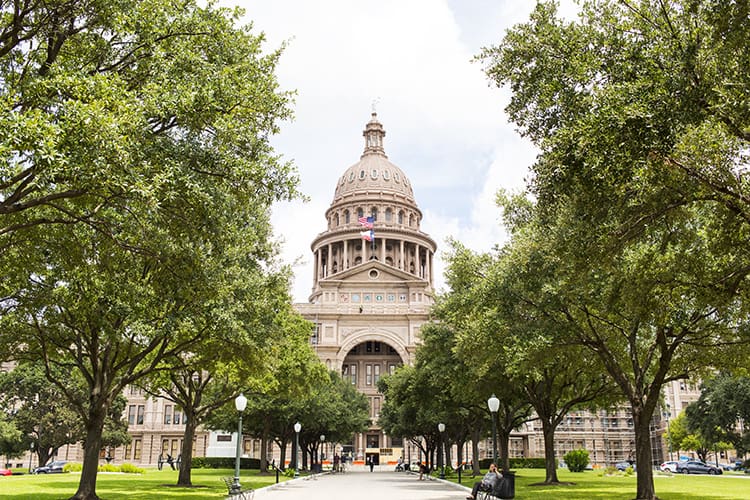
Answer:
[{"left": 252, "top": 466, "right": 471, "bottom": 500}]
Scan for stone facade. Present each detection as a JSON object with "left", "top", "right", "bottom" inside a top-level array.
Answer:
[{"left": 295, "top": 113, "right": 436, "bottom": 464}]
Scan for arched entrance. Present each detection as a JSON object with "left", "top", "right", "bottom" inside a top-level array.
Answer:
[{"left": 339, "top": 339, "right": 404, "bottom": 465}]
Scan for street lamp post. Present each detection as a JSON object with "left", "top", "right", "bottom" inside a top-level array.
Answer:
[
  {"left": 232, "top": 393, "right": 248, "bottom": 495},
  {"left": 487, "top": 394, "right": 500, "bottom": 463},
  {"left": 294, "top": 422, "right": 302, "bottom": 477},
  {"left": 665, "top": 403, "right": 673, "bottom": 461},
  {"left": 320, "top": 434, "right": 325, "bottom": 470},
  {"left": 438, "top": 423, "right": 446, "bottom": 479}
]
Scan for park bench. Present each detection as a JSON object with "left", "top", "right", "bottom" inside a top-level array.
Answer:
[
  {"left": 221, "top": 476, "right": 254, "bottom": 500},
  {"left": 476, "top": 471, "right": 515, "bottom": 500}
]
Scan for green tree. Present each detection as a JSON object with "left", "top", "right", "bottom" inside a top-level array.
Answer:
[
  {"left": 480, "top": 2, "right": 750, "bottom": 498},
  {"left": 0, "top": 2, "right": 300, "bottom": 499},
  {"left": 0, "top": 363, "right": 81, "bottom": 467},
  {"left": 434, "top": 241, "right": 534, "bottom": 475},
  {"left": 685, "top": 374, "right": 750, "bottom": 457},
  {"left": 138, "top": 278, "right": 304, "bottom": 486},
  {"left": 377, "top": 365, "right": 440, "bottom": 469},
  {"left": 443, "top": 240, "right": 616, "bottom": 482},
  {"left": 0, "top": 415, "right": 25, "bottom": 466}
]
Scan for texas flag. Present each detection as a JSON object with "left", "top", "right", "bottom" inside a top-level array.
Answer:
[
  {"left": 360, "top": 229, "right": 375, "bottom": 241},
  {"left": 358, "top": 216, "right": 374, "bottom": 228}
]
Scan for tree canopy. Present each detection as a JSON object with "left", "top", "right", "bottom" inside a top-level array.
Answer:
[
  {"left": 0, "top": 1, "right": 302, "bottom": 499},
  {"left": 478, "top": 1, "right": 750, "bottom": 498}
]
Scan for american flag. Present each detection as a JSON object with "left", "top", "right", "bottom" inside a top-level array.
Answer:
[{"left": 358, "top": 216, "right": 374, "bottom": 228}]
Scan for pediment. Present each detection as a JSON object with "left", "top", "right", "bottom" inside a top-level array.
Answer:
[{"left": 319, "top": 260, "right": 424, "bottom": 286}]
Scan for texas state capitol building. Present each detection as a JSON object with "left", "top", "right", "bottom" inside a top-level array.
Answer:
[{"left": 294, "top": 112, "right": 436, "bottom": 465}]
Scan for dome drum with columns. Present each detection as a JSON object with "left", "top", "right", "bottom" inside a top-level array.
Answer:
[{"left": 294, "top": 113, "right": 435, "bottom": 463}]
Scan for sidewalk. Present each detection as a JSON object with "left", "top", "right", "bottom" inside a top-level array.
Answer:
[{"left": 251, "top": 466, "right": 471, "bottom": 500}]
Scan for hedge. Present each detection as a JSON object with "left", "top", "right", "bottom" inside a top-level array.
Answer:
[
  {"left": 191, "top": 457, "right": 261, "bottom": 469},
  {"left": 478, "top": 457, "right": 549, "bottom": 469}
]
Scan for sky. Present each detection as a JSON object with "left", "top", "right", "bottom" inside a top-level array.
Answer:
[{"left": 224, "top": 0, "right": 579, "bottom": 303}]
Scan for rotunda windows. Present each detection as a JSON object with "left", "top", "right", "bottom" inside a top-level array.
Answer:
[
  {"left": 359, "top": 170, "right": 366, "bottom": 180},
  {"left": 371, "top": 169, "right": 378, "bottom": 179}
]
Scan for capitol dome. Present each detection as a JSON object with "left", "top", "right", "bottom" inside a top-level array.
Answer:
[{"left": 333, "top": 113, "right": 415, "bottom": 203}]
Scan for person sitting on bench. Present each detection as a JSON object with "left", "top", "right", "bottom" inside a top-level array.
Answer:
[{"left": 466, "top": 463, "right": 501, "bottom": 500}]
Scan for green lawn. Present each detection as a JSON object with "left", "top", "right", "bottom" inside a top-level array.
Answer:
[
  {"left": 449, "top": 468, "right": 750, "bottom": 499},
  {"left": 0, "top": 468, "right": 288, "bottom": 500},
  {"left": 1, "top": 467, "right": 748, "bottom": 499}
]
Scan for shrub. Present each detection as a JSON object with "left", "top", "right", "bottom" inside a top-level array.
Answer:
[
  {"left": 98, "top": 464, "right": 119, "bottom": 472},
  {"left": 63, "top": 463, "right": 83, "bottom": 472},
  {"left": 563, "top": 449, "right": 590, "bottom": 472},
  {"left": 119, "top": 463, "right": 145, "bottom": 474}
]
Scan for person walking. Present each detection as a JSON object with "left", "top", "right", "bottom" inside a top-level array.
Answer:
[{"left": 368, "top": 456, "right": 375, "bottom": 472}]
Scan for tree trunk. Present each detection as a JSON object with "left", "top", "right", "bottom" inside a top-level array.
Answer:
[
  {"left": 542, "top": 420, "right": 559, "bottom": 484},
  {"left": 37, "top": 449, "right": 52, "bottom": 469},
  {"left": 278, "top": 439, "right": 287, "bottom": 469},
  {"left": 260, "top": 429, "right": 269, "bottom": 473},
  {"left": 176, "top": 414, "right": 198, "bottom": 486},
  {"left": 498, "top": 428, "right": 511, "bottom": 473},
  {"left": 70, "top": 407, "right": 107, "bottom": 500},
  {"left": 471, "top": 428, "right": 482, "bottom": 475},
  {"left": 633, "top": 408, "right": 657, "bottom": 500}
]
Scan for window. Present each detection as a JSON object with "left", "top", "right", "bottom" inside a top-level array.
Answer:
[
  {"left": 125, "top": 443, "right": 132, "bottom": 459},
  {"left": 171, "top": 439, "right": 180, "bottom": 458},
  {"left": 398, "top": 211, "right": 404, "bottom": 224},
  {"left": 385, "top": 208, "right": 392, "bottom": 221},
  {"left": 357, "top": 208, "right": 364, "bottom": 218},
  {"left": 389, "top": 364, "right": 398, "bottom": 375},
  {"left": 374, "top": 364, "right": 381, "bottom": 384},
  {"left": 370, "top": 207, "right": 378, "bottom": 220},
  {"left": 128, "top": 405, "right": 136, "bottom": 425},
  {"left": 350, "top": 364, "right": 357, "bottom": 385},
  {"left": 366, "top": 364, "right": 372, "bottom": 386},
  {"left": 174, "top": 410, "right": 182, "bottom": 425},
  {"left": 133, "top": 439, "right": 142, "bottom": 461},
  {"left": 164, "top": 405, "right": 172, "bottom": 425},
  {"left": 367, "top": 434, "right": 380, "bottom": 448},
  {"left": 344, "top": 210, "right": 350, "bottom": 223},
  {"left": 136, "top": 405, "right": 145, "bottom": 425}
]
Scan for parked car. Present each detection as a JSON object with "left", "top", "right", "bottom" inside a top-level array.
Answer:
[
  {"left": 615, "top": 461, "right": 636, "bottom": 471},
  {"left": 33, "top": 460, "right": 68, "bottom": 474},
  {"left": 718, "top": 463, "right": 735, "bottom": 471},
  {"left": 676, "top": 460, "right": 722, "bottom": 475},
  {"left": 660, "top": 461, "right": 680, "bottom": 472},
  {"left": 0, "top": 468, "right": 12, "bottom": 476}
]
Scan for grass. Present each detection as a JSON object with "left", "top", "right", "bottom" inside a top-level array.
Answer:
[
  {"left": 448, "top": 468, "right": 750, "bottom": 499},
  {"left": 1, "top": 467, "right": 748, "bottom": 499},
  {"left": 0, "top": 468, "right": 289, "bottom": 500}
]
